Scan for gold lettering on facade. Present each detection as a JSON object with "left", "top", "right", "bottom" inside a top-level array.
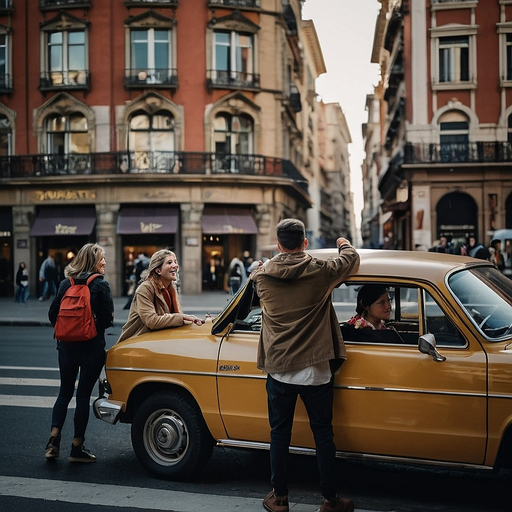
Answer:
[
  {"left": 55, "top": 224, "right": 78, "bottom": 234},
  {"left": 140, "top": 222, "right": 163, "bottom": 233},
  {"left": 35, "top": 190, "right": 96, "bottom": 201}
]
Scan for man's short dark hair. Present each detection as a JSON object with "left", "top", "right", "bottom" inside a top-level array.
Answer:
[{"left": 276, "top": 218, "right": 305, "bottom": 250}]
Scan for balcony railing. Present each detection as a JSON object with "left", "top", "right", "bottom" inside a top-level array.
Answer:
[
  {"left": 125, "top": 69, "right": 178, "bottom": 89},
  {"left": 0, "top": 151, "right": 308, "bottom": 191},
  {"left": 39, "top": 70, "right": 90, "bottom": 91},
  {"left": 39, "top": 0, "right": 91, "bottom": 9},
  {"left": 124, "top": 0, "right": 178, "bottom": 6},
  {"left": 208, "top": 0, "right": 261, "bottom": 7},
  {"left": 0, "top": 74, "right": 12, "bottom": 93},
  {"left": 404, "top": 142, "right": 512, "bottom": 164},
  {"left": 207, "top": 70, "right": 260, "bottom": 91}
]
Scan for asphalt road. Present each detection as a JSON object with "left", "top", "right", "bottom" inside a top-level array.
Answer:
[{"left": 1, "top": 325, "right": 511, "bottom": 512}]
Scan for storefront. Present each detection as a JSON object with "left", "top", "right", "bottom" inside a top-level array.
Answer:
[
  {"left": 117, "top": 206, "right": 179, "bottom": 295},
  {"left": 201, "top": 206, "right": 258, "bottom": 291},
  {"left": 0, "top": 208, "right": 13, "bottom": 297},
  {"left": 30, "top": 206, "right": 96, "bottom": 296}
]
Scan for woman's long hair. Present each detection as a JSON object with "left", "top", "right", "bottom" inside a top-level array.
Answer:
[
  {"left": 145, "top": 249, "right": 182, "bottom": 313},
  {"left": 64, "top": 243, "right": 105, "bottom": 278}
]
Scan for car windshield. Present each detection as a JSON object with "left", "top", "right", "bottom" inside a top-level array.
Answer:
[{"left": 448, "top": 266, "right": 512, "bottom": 340}]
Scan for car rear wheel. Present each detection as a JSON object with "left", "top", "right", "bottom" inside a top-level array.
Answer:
[{"left": 131, "top": 390, "right": 214, "bottom": 480}]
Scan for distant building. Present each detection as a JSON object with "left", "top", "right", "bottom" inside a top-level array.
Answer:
[{"left": 366, "top": 0, "right": 512, "bottom": 252}]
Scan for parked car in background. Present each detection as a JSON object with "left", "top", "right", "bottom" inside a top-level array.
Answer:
[{"left": 94, "top": 249, "right": 512, "bottom": 480}]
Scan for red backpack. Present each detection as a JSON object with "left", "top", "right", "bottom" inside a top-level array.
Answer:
[{"left": 54, "top": 274, "right": 101, "bottom": 342}]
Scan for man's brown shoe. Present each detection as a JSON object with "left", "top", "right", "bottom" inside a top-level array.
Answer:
[
  {"left": 263, "top": 490, "right": 289, "bottom": 512},
  {"left": 319, "top": 497, "right": 355, "bottom": 512}
]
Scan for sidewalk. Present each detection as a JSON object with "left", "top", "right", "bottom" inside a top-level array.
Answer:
[{"left": 0, "top": 290, "right": 232, "bottom": 327}]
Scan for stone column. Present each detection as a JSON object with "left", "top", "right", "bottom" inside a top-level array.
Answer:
[
  {"left": 95, "top": 203, "right": 120, "bottom": 296},
  {"left": 180, "top": 203, "right": 204, "bottom": 295}
]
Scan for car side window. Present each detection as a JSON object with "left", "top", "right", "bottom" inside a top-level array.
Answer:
[
  {"left": 338, "top": 283, "right": 419, "bottom": 345},
  {"left": 424, "top": 291, "right": 466, "bottom": 347}
]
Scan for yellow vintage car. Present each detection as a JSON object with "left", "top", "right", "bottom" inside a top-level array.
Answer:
[{"left": 94, "top": 248, "right": 512, "bottom": 480}]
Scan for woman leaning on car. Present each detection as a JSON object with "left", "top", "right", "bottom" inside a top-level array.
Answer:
[{"left": 116, "top": 249, "right": 203, "bottom": 343}]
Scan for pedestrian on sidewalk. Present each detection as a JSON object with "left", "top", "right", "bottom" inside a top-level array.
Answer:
[
  {"left": 38, "top": 253, "right": 58, "bottom": 301},
  {"left": 14, "top": 262, "right": 29, "bottom": 303},
  {"left": 44, "top": 243, "right": 114, "bottom": 463},
  {"left": 250, "top": 218, "right": 359, "bottom": 512}
]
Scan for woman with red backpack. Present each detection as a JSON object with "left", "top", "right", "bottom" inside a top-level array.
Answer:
[{"left": 45, "top": 243, "right": 114, "bottom": 463}]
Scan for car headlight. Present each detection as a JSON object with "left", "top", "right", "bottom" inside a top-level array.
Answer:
[{"left": 93, "top": 396, "right": 123, "bottom": 424}]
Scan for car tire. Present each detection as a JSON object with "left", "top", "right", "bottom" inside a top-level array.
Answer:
[{"left": 131, "top": 390, "right": 214, "bottom": 480}]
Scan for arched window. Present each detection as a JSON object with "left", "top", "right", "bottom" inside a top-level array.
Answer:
[
  {"left": 214, "top": 113, "right": 253, "bottom": 172},
  {"left": 0, "top": 114, "right": 12, "bottom": 156},
  {"left": 46, "top": 113, "right": 89, "bottom": 155},
  {"left": 439, "top": 111, "right": 469, "bottom": 162},
  {"left": 43, "top": 112, "right": 90, "bottom": 174},
  {"left": 507, "top": 114, "right": 512, "bottom": 146},
  {"left": 128, "top": 111, "right": 175, "bottom": 172}
]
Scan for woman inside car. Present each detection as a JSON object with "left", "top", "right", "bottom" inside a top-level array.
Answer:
[
  {"left": 117, "top": 249, "right": 203, "bottom": 343},
  {"left": 348, "top": 284, "right": 392, "bottom": 330}
]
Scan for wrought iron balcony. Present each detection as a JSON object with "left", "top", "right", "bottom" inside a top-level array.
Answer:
[
  {"left": 124, "top": 0, "right": 178, "bottom": 6},
  {"left": 208, "top": 0, "right": 261, "bottom": 7},
  {"left": 0, "top": 74, "right": 12, "bottom": 93},
  {"left": 39, "top": 70, "right": 90, "bottom": 91},
  {"left": 39, "top": 0, "right": 91, "bottom": 9},
  {"left": 125, "top": 69, "right": 178, "bottom": 89},
  {"left": 0, "top": 151, "right": 308, "bottom": 192},
  {"left": 207, "top": 70, "right": 260, "bottom": 91},
  {"left": 404, "top": 142, "right": 512, "bottom": 164},
  {"left": 0, "top": 0, "right": 13, "bottom": 13}
]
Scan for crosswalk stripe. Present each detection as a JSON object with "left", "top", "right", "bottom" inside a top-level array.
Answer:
[
  {"left": 0, "top": 476, "right": 319, "bottom": 511},
  {"left": 0, "top": 366, "right": 58, "bottom": 371},
  {"left": 0, "top": 395, "right": 73, "bottom": 408},
  {"left": 0, "top": 377, "right": 60, "bottom": 386}
]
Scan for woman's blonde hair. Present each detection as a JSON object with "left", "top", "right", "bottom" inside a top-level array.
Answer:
[
  {"left": 65, "top": 243, "right": 105, "bottom": 278},
  {"left": 145, "top": 249, "right": 182, "bottom": 312}
]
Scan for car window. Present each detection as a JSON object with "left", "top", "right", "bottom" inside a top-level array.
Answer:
[
  {"left": 448, "top": 266, "right": 512, "bottom": 340},
  {"left": 337, "top": 283, "right": 466, "bottom": 347},
  {"left": 424, "top": 291, "right": 466, "bottom": 347}
]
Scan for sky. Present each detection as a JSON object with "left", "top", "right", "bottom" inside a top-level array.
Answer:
[{"left": 302, "top": 0, "right": 381, "bottom": 230}]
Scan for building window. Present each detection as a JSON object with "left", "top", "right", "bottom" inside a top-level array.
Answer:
[
  {"left": 41, "top": 27, "right": 89, "bottom": 89},
  {"left": 128, "top": 111, "right": 176, "bottom": 172},
  {"left": 0, "top": 31, "right": 11, "bottom": 91},
  {"left": 209, "top": 30, "right": 259, "bottom": 89},
  {"left": 47, "top": 113, "right": 89, "bottom": 154},
  {"left": 45, "top": 113, "right": 90, "bottom": 173},
  {"left": 431, "top": 26, "right": 476, "bottom": 90},
  {"left": 128, "top": 28, "right": 175, "bottom": 86},
  {"left": 439, "top": 36, "right": 469, "bottom": 83},
  {"left": 0, "top": 114, "right": 12, "bottom": 156},
  {"left": 439, "top": 114, "right": 469, "bottom": 163},
  {"left": 213, "top": 113, "right": 253, "bottom": 172}
]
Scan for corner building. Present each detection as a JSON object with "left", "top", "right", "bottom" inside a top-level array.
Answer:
[
  {"left": 0, "top": 0, "right": 346, "bottom": 296},
  {"left": 366, "top": 0, "right": 512, "bottom": 253}
]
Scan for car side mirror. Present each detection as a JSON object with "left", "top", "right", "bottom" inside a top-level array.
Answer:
[{"left": 418, "top": 333, "right": 446, "bottom": 362}]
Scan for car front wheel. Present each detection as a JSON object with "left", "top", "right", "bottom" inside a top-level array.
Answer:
[{"left": 131, "top": 390, "right": 214, "bottom": 480}]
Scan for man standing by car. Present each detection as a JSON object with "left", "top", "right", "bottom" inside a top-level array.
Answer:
[{"left": 250, "top": 218, "right": 359, "bottom": 512}]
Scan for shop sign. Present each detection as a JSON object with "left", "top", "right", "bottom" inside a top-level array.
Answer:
[
  {"left": 140, "top": 222, "right": 163, "bottom": 233},
  {"left": 34, "top": 190, "right": 97, "bottom": 201},
  {"left": 55, "top": 224, "right": 78, "bottom": 234}
]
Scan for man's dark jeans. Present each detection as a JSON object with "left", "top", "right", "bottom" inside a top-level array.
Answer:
[
  {"left": 51, "top": 342, "right": 106, "bottom": 440},
  {"left": 266, "top": 374, "right": 337, "bottom": 500}
]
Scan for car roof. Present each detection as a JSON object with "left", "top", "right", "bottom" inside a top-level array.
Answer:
[
  {"left": 212, "top": 249, "right": 491, "bottom": 335},
  {"left": 306, "top": 248, "right": 491, "bottom": 281}
]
